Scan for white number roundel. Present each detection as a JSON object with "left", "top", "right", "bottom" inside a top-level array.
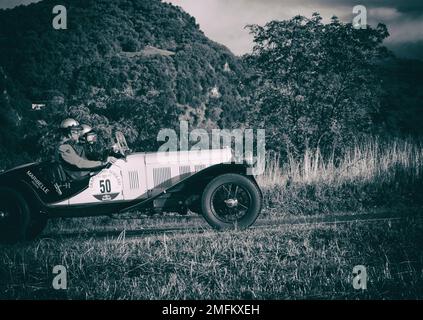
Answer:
[{"left": 89, "top": 170, "right": 122, "bottom": 201}]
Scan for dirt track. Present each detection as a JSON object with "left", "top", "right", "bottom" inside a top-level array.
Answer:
[{"left": 42, "top": 210, "right": 422, "bottom": 240}]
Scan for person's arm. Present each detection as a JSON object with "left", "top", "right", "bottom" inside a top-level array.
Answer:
[{"left": 59, "top": 144, "right": 106, "bottom": 169}]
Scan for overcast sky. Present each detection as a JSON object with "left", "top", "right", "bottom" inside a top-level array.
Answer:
[{"left": 1, "top": 0, "right": 423, "bottom": 59}]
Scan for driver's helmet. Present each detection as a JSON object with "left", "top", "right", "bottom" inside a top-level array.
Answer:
[
  {"left": 60, "top": 118, "right": 82, "bottom": 134},
  {"left": 80, "top": 124, "right": 97, "bottom": 144},
  {"left": 80, "top": 124, "right": 92, "bottom": 136}
]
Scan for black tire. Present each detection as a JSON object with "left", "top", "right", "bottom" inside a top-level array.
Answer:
[
  {"left": 0, "top": 187, "right": 31, "bottom": 244},
  {"left": 26, "top": 214, "right": 48, "bottom": 240},
  {"left": 201, "top": 174, "right": 262, "bottom": 230}
]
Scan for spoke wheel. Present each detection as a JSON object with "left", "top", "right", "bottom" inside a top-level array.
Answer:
[
  {"left": 201, "top": 174, "right": 262, "bottom": 230},
  {"left": 210, "top": 183, "right": 251, "bottom": 223}
]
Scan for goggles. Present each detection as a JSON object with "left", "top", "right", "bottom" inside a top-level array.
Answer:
[{"left": 86, "top": 132, "right": 98, "bottom": 143}]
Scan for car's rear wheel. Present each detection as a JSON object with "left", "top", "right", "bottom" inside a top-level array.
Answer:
[
  {"left": 0, "top": 187, "right": 31, "bottom": 244},
  {"left": 26, "top": 214, "right": 48, "bottom": 240},
  {"left": 201, "top": 174, "right": 262, "bottom": 230}
]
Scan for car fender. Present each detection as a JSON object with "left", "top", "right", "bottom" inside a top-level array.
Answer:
[
  {"left": 0, "top": 178, "right": 47, "bottom": 214},
  {"left": 120, "top": 162, "right": 260, "bottom": 213}
]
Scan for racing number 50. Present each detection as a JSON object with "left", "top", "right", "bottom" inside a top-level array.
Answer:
[{"left": 99, "top": 179, "right": 112, "bottom": 193}]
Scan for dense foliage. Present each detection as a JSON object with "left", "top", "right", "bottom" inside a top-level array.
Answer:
[
  {"left": 0, "top": 0, "right": 247, "bottom": 167},
  {"left": 244, "top": 14, "right": 391, "bottom": 157},
  {"left": 0, "top": 1, "right": 422, "bottom": 169}
]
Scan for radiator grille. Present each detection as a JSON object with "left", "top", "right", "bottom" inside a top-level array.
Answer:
[{"left": 153, "top": 167, "right": 171, "bottom": 187}]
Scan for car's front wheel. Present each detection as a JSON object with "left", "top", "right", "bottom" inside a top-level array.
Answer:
[
  {"left": 201, "top": 174, "right": 262, "bottom": 230},
  {"left": 0, "top": 187, "right": 31, "bottom": 244}
]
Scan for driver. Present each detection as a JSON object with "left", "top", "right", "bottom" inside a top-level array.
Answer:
[{"left": 57, "top": 119, "right": 117, "bottom": 181}]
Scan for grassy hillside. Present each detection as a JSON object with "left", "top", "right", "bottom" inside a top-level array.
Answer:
[
  {"left": 0, "top": 0, "right": 248, "bottom": 165},
  {"left": 0, "top": 1, "right": 422, "bottom": 169}
]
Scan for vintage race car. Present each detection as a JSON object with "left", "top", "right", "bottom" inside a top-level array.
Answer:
[{"left": 0, "top": 132, "right": 263, "bottom": 243}]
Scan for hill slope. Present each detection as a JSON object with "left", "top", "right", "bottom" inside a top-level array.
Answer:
[{"left": 0, "top": 0, "right": 248, "bottom": 165}]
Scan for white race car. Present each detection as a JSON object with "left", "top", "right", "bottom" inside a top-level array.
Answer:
[{"left": 0, "top": 132, "right": 263, "bottom": 243}]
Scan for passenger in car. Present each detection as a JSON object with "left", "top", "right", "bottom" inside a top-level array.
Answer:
[{"left": 79, "top": 124, "right": 104, "bottom": 161}]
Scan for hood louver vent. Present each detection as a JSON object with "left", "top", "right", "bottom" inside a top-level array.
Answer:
[
  {"left": 153, "top": 167, "right": 171, "bottom": 187},
  {"left": 195, "top": 165, "right": 206, "bottom": 172},
  {"left": 128, "top": 170, "right": 139, "bottom": 190}
]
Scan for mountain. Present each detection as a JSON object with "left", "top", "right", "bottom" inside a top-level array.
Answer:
[{"left": 0, "top": 0, "right": 249, "bottom": 167}]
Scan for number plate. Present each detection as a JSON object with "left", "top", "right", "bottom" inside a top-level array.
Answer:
[{"left": 89, "top": 170, "right": 123, "bottom": 201}]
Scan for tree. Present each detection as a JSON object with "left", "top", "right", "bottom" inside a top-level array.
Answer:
[{"left": 245, "top": 13, "right": 390, "bottom": 158}]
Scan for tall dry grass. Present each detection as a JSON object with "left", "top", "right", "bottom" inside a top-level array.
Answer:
[
  {"left": 257, "top": 137, "right": 423, "bottom": 214},
  {"left": 258, "top": 137, "right": 423, "bottom": 187}
]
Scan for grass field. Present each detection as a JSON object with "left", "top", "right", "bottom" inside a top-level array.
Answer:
[
  {"left": 0, "top": 215, "right": 422, "bottom": 299},
  {"left": 0, "top": 137, "right": 422, "bottom": 299}
]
